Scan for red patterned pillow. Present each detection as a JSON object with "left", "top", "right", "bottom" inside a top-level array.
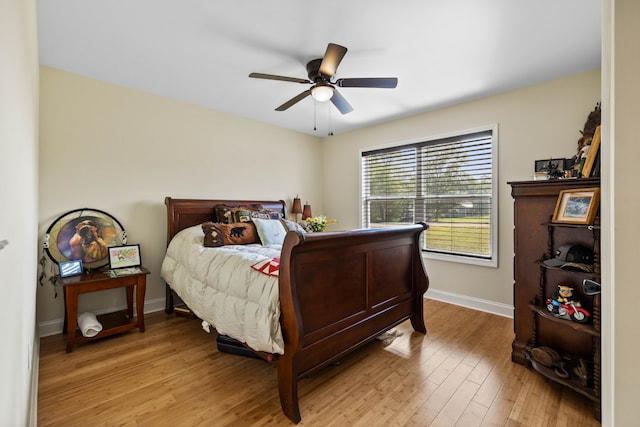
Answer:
[{"left": 251, "top": 257, "right": 280, "bottom": 277}]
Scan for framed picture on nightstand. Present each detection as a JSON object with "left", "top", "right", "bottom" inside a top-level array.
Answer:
[
  {"left": 108, "top": 244, "right": 141, "bottom": 269},
  {"left": 58, "top": 260, "right": 84, "bottom": 277}
]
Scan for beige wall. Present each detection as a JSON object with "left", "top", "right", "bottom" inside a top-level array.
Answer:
[
  {"left": 0, "top": 0, "right": 39, "bottom": 425},
  {"left": 608, "top": 0, "right": 640, "bottom": 422},
  {"left": 37, "top": 67, "right": 601, "bottom": 320},
  {"left": 323, "top": 70, "right": 601, "bottom": 306},
  {"left": 37, "top": 67, "right": 323, "bottom": 325}
]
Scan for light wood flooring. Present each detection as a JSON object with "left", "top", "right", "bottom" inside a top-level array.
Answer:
[{"left": 38, "top": 299, "right": 601, "bottom": 426}]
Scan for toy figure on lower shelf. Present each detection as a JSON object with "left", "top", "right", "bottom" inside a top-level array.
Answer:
[{"left": 546, "top": 284, "right": 591, "bottom": 324}]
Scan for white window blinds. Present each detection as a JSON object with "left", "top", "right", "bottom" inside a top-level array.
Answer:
[{"left": 361, "top": 129, "right": 495, "bottom": 260}]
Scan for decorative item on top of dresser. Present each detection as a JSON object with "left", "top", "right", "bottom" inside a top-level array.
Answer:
[
  {"left": 572, "top": 103, "right": 601, "bottom": 178},
  {"left": 534, "top": 158, "right": 570, "bottom": 180}
]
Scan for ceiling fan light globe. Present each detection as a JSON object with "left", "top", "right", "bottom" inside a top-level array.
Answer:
[{"left": 311, "top": 85, "right": 334, "bottom": 102}]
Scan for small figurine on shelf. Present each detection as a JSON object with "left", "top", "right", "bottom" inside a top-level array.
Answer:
[
  {"left": 572, "top": 103, "right": 601, "bottom": 177},
  {"left": 551, "top": 284, "right": 578, "bottom": 312},
  {"left": 546, "top": 284, "right": 591, "bottom": 324},
  {"left": 541, "top": 159, "right": 565, "bottom": 180}
]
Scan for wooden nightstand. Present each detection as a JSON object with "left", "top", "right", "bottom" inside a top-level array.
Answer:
[{"left": 58, "top": 266, "right": 149, "bottom": 352}]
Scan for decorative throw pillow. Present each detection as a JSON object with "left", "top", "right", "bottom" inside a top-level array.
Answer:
[
  {"left": 280, "top": 218, "right": 306, "bottom": 234},
  {"left": 202, "top": 222, "right": 258, "bottom": 247},
  {"left": 252, "top": 217, "right": 288, "bottom": 245},
  {"left": 214, "top": 204, "right": 263, "bottom": 224},
  {"left": 229, "top": 208, "right": 252, "bottom": 223},
  {"left": 250, "top": 209, "right": 282, "bottom": 221},
  {"left": 202, "top": 222, "right": 224, "bottom": 247},
  {"left": 251, "top": 257, "right": 280, "bottom": 277}
]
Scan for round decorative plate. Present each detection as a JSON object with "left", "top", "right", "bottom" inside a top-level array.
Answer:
[{"left": 44, "top": 208, "right": 127, "bottom": 269}]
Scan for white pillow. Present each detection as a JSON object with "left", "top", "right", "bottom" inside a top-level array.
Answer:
[
  {"left": 280, "top": 218, "right": 307, "bottom": 234},
  {"left": 252, "top": 218, "right": 288, "bottom": 245}
]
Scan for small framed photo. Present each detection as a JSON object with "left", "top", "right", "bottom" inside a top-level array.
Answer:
[
  {"left": 534, "top": 158, "right": 566, "bottom": 172},
  {"left": 59, "top": 259, "right": 84, "bottom": 278},
  {"left": 552, "top": 188, "right": 600, "bottom": 225},
  {"left": 108, "top": 244, "right": 142, "bottom": 269}
]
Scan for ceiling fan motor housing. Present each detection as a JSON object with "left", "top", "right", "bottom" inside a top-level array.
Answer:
[{"left": 306, "top": 58, "right": 327, "bottom": 82}]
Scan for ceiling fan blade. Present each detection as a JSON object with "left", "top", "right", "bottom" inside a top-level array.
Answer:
[
  {"left": 249, "top": 72, "right": 311, "bottom": 84},
  {"left": 275, "top": 89, "right": 312, "bottom": 111},
  {"left": 319, "top": 43, "right": 348, "bottom": 77},
  {"left": 330, "top": 89, "right": 353, "bottom": 114},
  {"left": 335, "top": 77, "right": 398, "bottom": 88}
]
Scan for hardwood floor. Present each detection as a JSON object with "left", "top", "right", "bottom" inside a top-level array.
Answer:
[{"left": 38, "top": 299, "right": 601, "bottom": 426}]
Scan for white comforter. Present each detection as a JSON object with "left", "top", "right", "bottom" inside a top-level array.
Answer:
[{"left": 160, "top": 225, "right": 284, "bottom": 354}]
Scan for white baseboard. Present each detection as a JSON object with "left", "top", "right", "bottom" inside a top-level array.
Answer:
[
  {"left": 38, "top": 296, "right": 166, "bottom": 338},
  {"left": 426, "top": 288, "right": 513, "bottom": 318}
]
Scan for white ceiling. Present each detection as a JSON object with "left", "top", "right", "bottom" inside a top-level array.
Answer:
[{"left": 36, "top": 0, "right": 601, "bottom": 137}]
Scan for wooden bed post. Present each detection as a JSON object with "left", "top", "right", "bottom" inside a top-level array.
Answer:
[
  {"left": 277, "top": 356, "right": 301, "bottom": 423},
  {"left": 278, "top": 230, "right": 304, "bottom": 423},
  {"left": 410, "top": 222, "right": 429, "bottom": 333}
]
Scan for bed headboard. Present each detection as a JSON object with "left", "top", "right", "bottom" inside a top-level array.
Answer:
[{"left": 164, "top": 197, "right": 287, "bottom": 245}]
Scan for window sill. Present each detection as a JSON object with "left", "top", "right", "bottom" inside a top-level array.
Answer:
[{"left": 422, "top": 251, "right": 497, "bottom": 268}]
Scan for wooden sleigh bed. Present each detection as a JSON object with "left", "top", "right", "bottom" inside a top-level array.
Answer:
[{"left": 162, "top": 197, "right": 430, "bottom": 423}]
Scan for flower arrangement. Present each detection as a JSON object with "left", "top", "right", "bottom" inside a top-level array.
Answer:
[{"left": 304, "top": 215, "right": 337, "bottom": 232}]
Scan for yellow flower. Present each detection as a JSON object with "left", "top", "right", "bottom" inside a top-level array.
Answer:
[{"left": 304, "top": 215, "right": 337, "bottom": 232}]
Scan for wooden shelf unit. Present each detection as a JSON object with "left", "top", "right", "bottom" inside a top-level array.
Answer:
[{"left": 510, "top": 178, "right": 601, "bottom": 420}]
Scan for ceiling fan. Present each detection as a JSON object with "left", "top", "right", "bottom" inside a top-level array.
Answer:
[{"left": 249, "top": 43, "right": 398, "bottom": 114}]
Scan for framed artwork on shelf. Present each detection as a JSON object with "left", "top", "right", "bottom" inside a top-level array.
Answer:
[
  {"left": 582, "top": 126, "right": 601, "bottom": 178},
  {"left": 552, "top": 187, "right": 600, "bottom": 225},
  {"left": 108, "top": 244, "right": 142, "bottom": 269}
]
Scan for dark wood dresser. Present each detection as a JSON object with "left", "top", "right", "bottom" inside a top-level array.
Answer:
[{"left": 509, "top": 178, "right": 601, "bottom": 420}]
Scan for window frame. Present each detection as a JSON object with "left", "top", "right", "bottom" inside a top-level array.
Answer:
[{"left": 360, "top": 125, "right": 499, "bottom": 267}]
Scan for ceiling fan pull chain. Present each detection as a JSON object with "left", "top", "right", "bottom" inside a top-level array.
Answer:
[{"left": 313, "top": 101, "right": 317, "bottom": 131}]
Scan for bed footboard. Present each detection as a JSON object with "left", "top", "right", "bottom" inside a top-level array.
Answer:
[
  {"left": 277, "top": 223, "right": 429, "bottom": 423},
  {"left": 162, "top": 197, "right": 429, "bottom": 423}
]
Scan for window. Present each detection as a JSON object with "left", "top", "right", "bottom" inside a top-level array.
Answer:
[{"left": 361, "top": 126, "right": 497, "bottom": 266}]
